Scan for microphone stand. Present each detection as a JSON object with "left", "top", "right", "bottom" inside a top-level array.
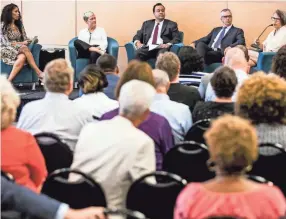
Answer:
[{"left": 251, "top": 24, "right": 273, "bottom": 50}]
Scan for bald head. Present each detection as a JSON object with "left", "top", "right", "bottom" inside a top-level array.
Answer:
[{"left": 224, "top": 48, "right": 249, "bottom": 72}]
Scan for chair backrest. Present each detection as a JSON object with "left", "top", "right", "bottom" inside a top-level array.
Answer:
[
  {"left": 126, "top": 171, "right": 186, "bottom": 219},
  {"left": 1, "top": 171, "right": 14, "bottom": 182},
  {"left": 41, "top": 168, "right": 107, "bottom": 208},
  {"left": 249, "top": 142, "right": 286, "bottom": 196},
  {"left": 184, "top": 119, "right": 211, "bottom": 145},
  {"left": 256, "top": 52, "right": 276, "bottom": 73},
  {"left": 34, "top": 132, "right": 73, "bottom": 174},
  {"left": 204, "top": 63, "right": 222, "bottom": 73},
  {"left": 247, "top": 174, "right": 273, "bottom": 185},
  {"left": 163, "top": 141, "right": 214, "bottom": 182}
]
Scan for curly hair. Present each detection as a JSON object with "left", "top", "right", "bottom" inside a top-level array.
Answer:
[
  {"left": 155, "top": 52, "right": 180, "bottom": 81},
  {"left": 178, "top": 46, "right": 204, "bottom": 74},
  {"left": 210, "top": 66, "right": 237, "bottom": 98},
  {"left": 204, "top": 115, "right": 258, "bottom": 175},
  {"left": 1, "top": 4, "right": 24, "bottom": 41},
  {"left": 271, "top": 45, "right": 286, "bottom": 79},
  {"left": 115, "top": 60, "right": 155, "bottom": 99},
  {"left": 236, "top": 72, "right": 286, "bottom": 124}
]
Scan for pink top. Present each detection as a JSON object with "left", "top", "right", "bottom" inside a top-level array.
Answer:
[{"left": 174, "top": 183, "right": 286, "bottom": 219}]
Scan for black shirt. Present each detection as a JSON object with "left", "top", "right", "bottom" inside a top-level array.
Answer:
[{"left": 192, "top": 101, "right": 234, "bottom": 122}]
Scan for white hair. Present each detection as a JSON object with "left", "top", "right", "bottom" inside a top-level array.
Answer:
[
  {"left": 83, "top": 11, "right": 94, "bottom": 22},
  {"left": 224, "top": 47, "right": 247, "bottom": 68},
  {"left": 152, "top": 69, "right": 170, "bottom": 88},
  {"left": 119, "top": 80, "right": 156, "bottom": 119}
]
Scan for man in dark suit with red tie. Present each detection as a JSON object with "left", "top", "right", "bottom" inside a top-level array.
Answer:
[
  {"left": 191, "top": 9, "right": 245, "bottom": 65},
  {"left": 133, "top": 3, "right": 181, "bottom": 61}
]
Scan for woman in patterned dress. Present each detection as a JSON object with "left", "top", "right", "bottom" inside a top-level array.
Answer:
[{"left": 1, "top": 3, "right": 43, "bottom": 82}]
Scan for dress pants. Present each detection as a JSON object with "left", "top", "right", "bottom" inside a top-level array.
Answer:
[
  {"left": 74, "top": 39, "right": 101, "bottom": 64},
  {"left": 196, "top": 42, "right": 223, "bottom": 65},
  {"left": 135, "top": 45, "right": 168, "bottom": 61}
]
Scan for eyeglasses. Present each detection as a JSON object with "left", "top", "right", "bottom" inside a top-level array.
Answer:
[
  {"left": 221, "top": 15, "right": 232, "bottom": 19},
  {"left": 271, "top": 17, "right": 281, "bottom": 21}
]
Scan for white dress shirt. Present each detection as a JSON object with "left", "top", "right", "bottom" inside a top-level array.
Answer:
[
  {"left": 150, "top": 93, "right": 192, "bottom": 144},
  {"left": 73, "top": 92, "right": 118, "bottom": 119},
  {"left": 211, "top": 25, "right": 233, "bottom": 49},
  {"left": 70, "top": 116, "right": 155, "bottom": 209},
  {"left": 147, "top": 20, "right": 164, "bottom": 46},
  {"left": 17, "top": 92, "right": 93, "bottom": 151},
  {"left": 263, "top": 25, "right": 286, "bottom": 52},
  {"left": 78, "top": 27, "right": 108, "bottom": 52}
]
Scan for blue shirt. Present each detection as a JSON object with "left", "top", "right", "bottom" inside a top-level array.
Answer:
[{"left": 104, "top": 73, "right": 120, "bottom": 100}]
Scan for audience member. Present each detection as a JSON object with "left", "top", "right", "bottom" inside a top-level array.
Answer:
[
  {"left": 193, "top": 66, "right": 237, "bottom": 122},
  {"left": 156, "top": 52, "right": 201, "bottom": 111},
  {"left": 249, "top": 9, "right": 286, "bottom": 66},
  {"left": 17, "top": 59, "right": 92, "bottom": 151},
  {"left": 71, "top": 80, "right": 156, "bottom": 210},
  {"left": 178, "top": 46, "right": 204, "bottom": 74},
  {"left": 271, "top": 44, "right": 286, "bottom": 79},
  {"left": 174, "top": 115, "right": 286, "bottom": 219},
  {"left": 0, "top": 3, "right": 43, "bottom": 81},
  {"left": 133, "top": 3, "right": 181, "bottom": 61},
  {"left": 151, "top": 69, "right": 192, "bottom": 144},
  {"left": 1, "top": 177, "right": 105, "bottom": 219},
  {"left": 74, "top": 65, "right": 118, "bottom": 119},
  {"left": 191, "top": 9, "right": 245, "bottom": 65},
  {"left": 1, "top": 76, "right": 47, "bottom": 193},
  {"left": 96, "top": 54, "right": 120, "bottom": 100},
  {"left": 236, "top": 72, "right": 286, "bottom": 148},
  {"left": 74, "top": 11, "right": 107, "bottom": 64},
  {"left": 101, "top": 60, "right": 174, "bottom": 170}
]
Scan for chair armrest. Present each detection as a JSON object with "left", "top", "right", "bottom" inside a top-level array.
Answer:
[
  {"left": 256, "top": 52, "right": 276, "bottom": 73},
  {"left": 170, "top": 43, "right": 184, "bottom": 54},
  {"left": 68, "top": 37, "right": 78, "bottom": 71},
  {"left": 107, "top": 37, "right": 119, "bottom": 60},
  {"left": 125, "top": 42, "right": 136, "bottom": 62}
]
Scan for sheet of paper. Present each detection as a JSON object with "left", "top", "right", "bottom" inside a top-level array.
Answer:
[{"left": 148, "top": 44, "right": 160, "bottom": 51}]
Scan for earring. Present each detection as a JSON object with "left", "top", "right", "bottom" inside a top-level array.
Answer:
[{"left": 206, "top": 159, "right": 216, "bottom": 172}]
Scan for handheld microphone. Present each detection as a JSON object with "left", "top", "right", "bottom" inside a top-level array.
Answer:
[{"left": 251, "top": 24, "right": 273, "bottom": 50}]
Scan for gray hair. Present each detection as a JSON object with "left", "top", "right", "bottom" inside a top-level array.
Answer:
[
  {"left": 152, "top": 69, "right": 170, "bottom": 88},
  {"left": 119, "top": 80, "right": 155, "bottom": 119},
  {"left": 83, "top": 11, "right": 94, "bottom": 22},
  {"left": 224, "top": 48, "right": 248, "bottom": 68}
]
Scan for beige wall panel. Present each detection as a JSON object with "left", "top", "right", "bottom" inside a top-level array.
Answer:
[
  {"left": 22, "top": 1, "right": 75, "bottom": 45},
  {"left": 1, "top": 0, "right": 21, "bottom": 11}
]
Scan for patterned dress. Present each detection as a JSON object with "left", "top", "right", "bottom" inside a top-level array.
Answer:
[{"left": 0, "top": 22, "right": 28, "bottom": 65}]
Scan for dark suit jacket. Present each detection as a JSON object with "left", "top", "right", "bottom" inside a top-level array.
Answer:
[
  {"left": 194, "top": 25, "right": 245, "bottom": 53},
  {"left": 1, "top": 177, "right": 61, "bottom": 219},
  {"left": 133, "top": 19, "right": 181, "bottom": 45}
]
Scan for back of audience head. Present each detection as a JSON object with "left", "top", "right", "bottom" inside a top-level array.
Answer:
[
  {"left": 96, "top": 54, "right": 119, "bottom": 74},
  {"left": 211, "top": 66, "right": 238, "bottom": 99},
  {"left": 155, "top": 52, "right": 180, "bottom": 82},
  {"left": 235, "top": 45, "right": 250, "bottom": 62},
  {"left": 0, "top": 75, "right": 20, "bottom": 130},
  {"left": 224, "top": 47, "right": 249, "bottom": 73},
  {"left": 204, "top": 114, "right": 258, "bottom": 176},
  {"left": 78, "top": 64, "right": 108, "bottom": 94},
  {"left": 152, "top": 69, "right": 170, "bottom": 92},
  {"left": 119, "top": 80, "right": 156, "bottom": 126},
  {"left": 178, "top": 46, "right": 204, "bottom": 74},
  {"left": 271, "top": 45, "right": 286, "bottom": 79},
  {"left": 236, "top": 72, "right": 286, "bottom": 125},
  {"left": 115, "top": 60, "right": 154, "bottom": 98},
  {"left": 44, "top": 59, "right": 74, "bottom": 95}
]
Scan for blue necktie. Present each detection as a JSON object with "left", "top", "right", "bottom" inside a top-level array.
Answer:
[{"left": 213, "top": 27, "right": 226, "bottom": 49}]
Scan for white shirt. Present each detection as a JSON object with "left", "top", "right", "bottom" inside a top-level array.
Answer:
[
  {"left": 78, "top": 27, "right": 108, "bottom": 52},
  {"left": 70, "top": 116, "right": 155, "bottom": 209},
  {"left": 263, "top": 25, "right": 286, "bottom": 52},
  {"left": 147, "top": 20, "right": 164, "bottom": 46},
  {"left": 150, "top": 93, "right": 193, "bottom": 144},
  {"left": 211, "top": 25, "right": 233, "bottom": 49},
  {"left": 73, "top": 92, "right": 118, "bottom": 119},
  {"left": 17, "top": 92, "right": 93, "bottom": 151}
]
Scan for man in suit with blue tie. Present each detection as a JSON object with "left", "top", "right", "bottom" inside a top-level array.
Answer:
[
  {"left": 133, "top": 3, "right": 181, "bottom": 61},
  {"left": 191, "top": 9, "right": 245, "bottom": 65}
]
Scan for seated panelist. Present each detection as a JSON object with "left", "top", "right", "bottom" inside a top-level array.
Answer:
[
  {"left": 191, "top": 9, "right": 245, "bottom": 65},
  {"left": 74, "top": 11, "right": 107, "bottom": 64},
  {"left": 133, "top": 3, "right": 181, "bottom": 61}
]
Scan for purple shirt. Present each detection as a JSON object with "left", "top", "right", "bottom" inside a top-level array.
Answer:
[{"left": 101, "top": 108, "right": 174, "bottom": 170}]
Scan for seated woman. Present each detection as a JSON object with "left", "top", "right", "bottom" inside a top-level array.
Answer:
[
  {"left": 271, "top": 45, "right": 286, "bottom": 79},
  {"left": 174, "top": 115, "right": 286, "bottom": 219},
  {"left": 192, "top": 66, "right": 237, "bottom": 122},
  {"left": 0, "top": 76, "right": 47, "bottom": 193},
  {"left": 249, "top": 9, "right": 286, "bottom": 66},
  {"left": 73, "top": 64, "right": 118, "bottom": 119},
  {"left": 236, "top": 72, "right": 286, "bottom": 149},
  {"left": 0, "top": 4, "right": 43, "bottom": 82},
  {"left": 74, "top": 11, "right": 107, "bottom": 64}
]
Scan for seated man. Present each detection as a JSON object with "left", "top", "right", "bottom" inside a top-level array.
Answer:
[
  {"left": 133, "top": 3, "right": 181, "bottom": 61},
  {"left": 191, "top": 9, "right": 245, "bottom": 65}
]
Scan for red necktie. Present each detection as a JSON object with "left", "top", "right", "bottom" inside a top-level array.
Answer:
[{"left": 152, "top": 23, "right": 160, "bottom": 45}]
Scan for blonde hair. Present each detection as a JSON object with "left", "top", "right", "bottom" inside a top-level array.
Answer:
[
  {"left": 155, "top": 52, "right": 180, "bottom": 82},
  {"left": 44, "top": 59, "right": 74, "bottom": 93},
  {"left": 204, "top": 115, "right": 258, "bottom": 174},
  {"left": 0, "top": 75, "right": 20, "bottom": 130}
]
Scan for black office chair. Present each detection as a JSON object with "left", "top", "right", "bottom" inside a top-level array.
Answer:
[
  {"left": 184, "top": 119, "right": 211, "bottom": 145},
  {"left": 1, "top": 171, "right": 14, "bottom": 182},
  {"left": 104, "top": 208, "right": 148, "bottom": 219},
  {"left": 126, "top": 171, "right": 187, "bottom": 219},
  {"left": 163, "top": 141, "right": 215, "bottom": 182},
  {"left": 247, "top": 174, "right": 273, "bottom": 185},
  {"left": 249, "top": 143, "right": 286, "bottom": 196},
  {"left": 41, "top": 168, "right": 107, "bottom": 209},
  {"left": 34, "top": 132, "right": 73, "bottom": 174}
]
